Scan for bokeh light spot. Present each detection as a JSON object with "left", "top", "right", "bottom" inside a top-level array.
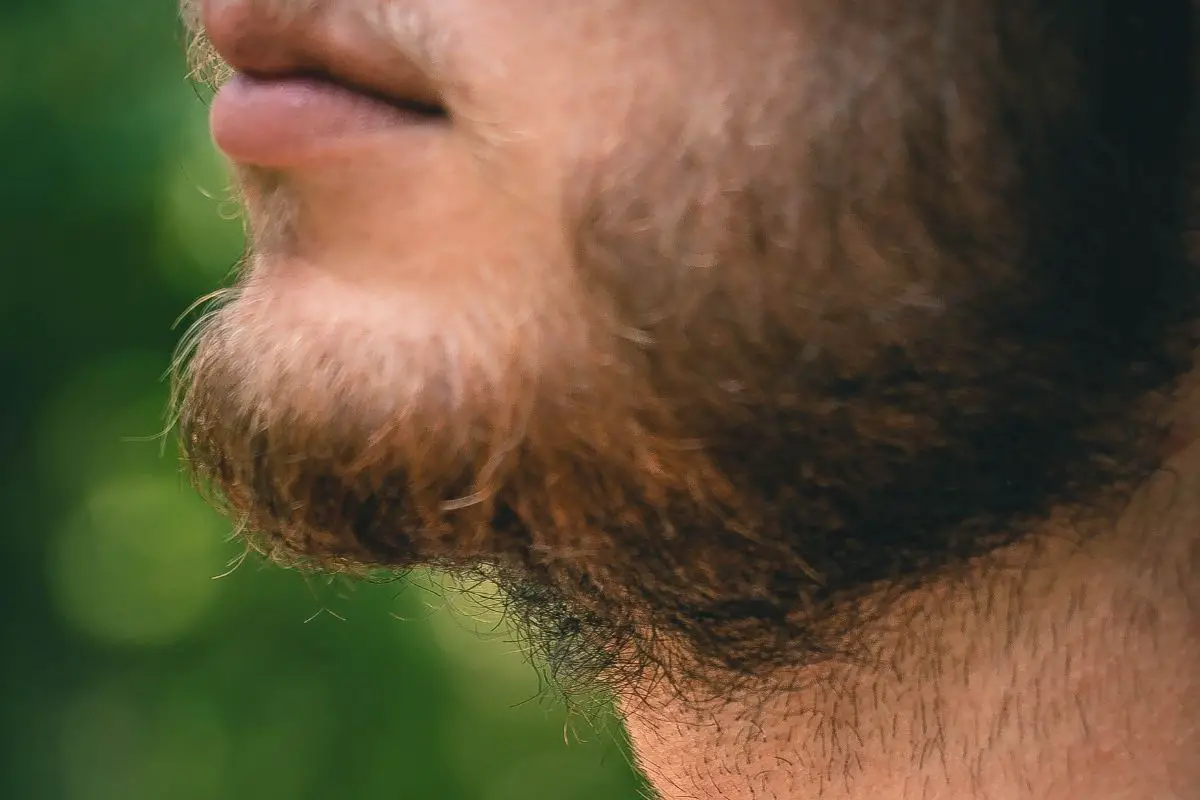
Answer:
[{"left": 51, "top": 473, "right": 227, "bottom": 646}]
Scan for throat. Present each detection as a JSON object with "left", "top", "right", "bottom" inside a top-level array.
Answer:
[{"left": 620, "top": 489, "right": 1200, "bottom": 800}]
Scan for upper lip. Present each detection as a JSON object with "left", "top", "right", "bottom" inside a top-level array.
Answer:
[{"left": 199, "top": 0, "right": 448, "bottom": 115}]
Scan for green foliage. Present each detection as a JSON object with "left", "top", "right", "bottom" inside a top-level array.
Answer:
[{"left": 0, "top": 2, "right": 645, "bottom": 797}]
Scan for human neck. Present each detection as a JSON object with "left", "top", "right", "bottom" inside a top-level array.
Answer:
[{"left": 621, "top": 428, "right": 1200, "bottom": 800}]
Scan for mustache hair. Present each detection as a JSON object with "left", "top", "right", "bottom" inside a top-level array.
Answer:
[
  {"left": 179, "top": 0, "right": 449, "bottom": 93},
  {"left": 181, "top": 7, "right": 230, "bottom": 90}
]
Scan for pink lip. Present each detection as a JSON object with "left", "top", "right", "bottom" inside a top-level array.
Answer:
[{"left": 210, "top": 73, "right": 446, "bottom": 168}]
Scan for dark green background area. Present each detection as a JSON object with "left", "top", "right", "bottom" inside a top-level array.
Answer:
[{"left": 0, "top": 2, "right": 646, "bottom": 797}]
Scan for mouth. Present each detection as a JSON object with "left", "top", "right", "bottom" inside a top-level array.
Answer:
[
  {"left": 197, "top": 0, "right": 452, "bottom": 166},
  {"left": 208, "top": 69, "right": 450, "bottom": 168},
  {"left": 242, "top": 67, "right": 450, "bottom": 119}
]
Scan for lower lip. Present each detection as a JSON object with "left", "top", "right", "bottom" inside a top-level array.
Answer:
[{"left": 209, "top": 73, "right": 446, "bottom": 168}]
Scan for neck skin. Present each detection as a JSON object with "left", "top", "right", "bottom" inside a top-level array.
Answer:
[{"left": 621, "top": 382, "right": 1200, "bottom": 800}]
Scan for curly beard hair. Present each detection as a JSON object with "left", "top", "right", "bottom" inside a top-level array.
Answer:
[{"left": 177, "top": 0, "right": 1199, "bottom": 699}]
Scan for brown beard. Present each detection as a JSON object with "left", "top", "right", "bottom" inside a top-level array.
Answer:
[{"left": 178, "top": 0, "right": 1199, "bottom": 697}]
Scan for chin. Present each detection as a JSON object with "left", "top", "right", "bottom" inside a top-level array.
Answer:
[
  {"left": 200, "top": 266, "right": 538, "bottom": 432},
  {"left": 177, "top": 230, "right": 1190, "bottom": 693}
]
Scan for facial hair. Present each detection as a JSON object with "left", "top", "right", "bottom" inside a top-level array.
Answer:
[{"left": 177, "top": 0, "right": 1198, "bottom": 696}]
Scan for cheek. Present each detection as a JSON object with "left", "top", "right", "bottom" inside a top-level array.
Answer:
[{"left": 437, "top": 1, "right": 808, "bottom": 199}]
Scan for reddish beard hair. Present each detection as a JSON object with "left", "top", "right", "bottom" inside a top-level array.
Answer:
[{"left": 178, "top": 0, "right": 1200, "bottom": 697}]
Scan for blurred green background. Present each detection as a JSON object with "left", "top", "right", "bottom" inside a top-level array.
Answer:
[{"left": 0, "top": 1, "right": 646, "bottom": 798}]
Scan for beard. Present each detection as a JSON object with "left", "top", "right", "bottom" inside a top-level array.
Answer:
[{"left": 178, "top": 0, "right": 1198, "bottom": 697}]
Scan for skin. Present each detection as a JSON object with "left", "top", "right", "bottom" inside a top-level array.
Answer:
[{"left": 178, "top": 1, "right": 1200, "bottom": 797}]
